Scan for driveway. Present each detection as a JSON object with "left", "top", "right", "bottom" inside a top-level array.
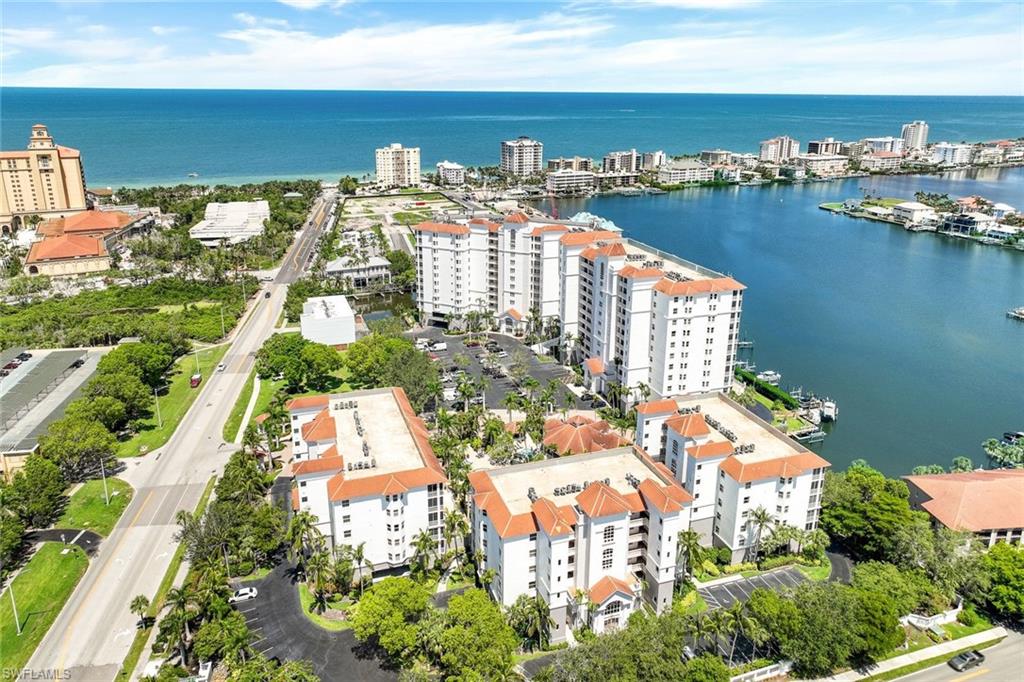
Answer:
[
  {"left": 409, "top": 328, "right": 587, "bottom": 412},
  {"left": 698, "top": 566, "right": 806, "bottom": 610},
  {"left": 25, "top": 528, "right": 102, "bottom": 556},
  {"left": 236, "top": 562, "right": 397, "bottom": 681}
]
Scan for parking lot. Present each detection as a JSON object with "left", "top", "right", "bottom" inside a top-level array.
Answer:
[
  {"left": 697, "top": 566, "right": 806, "bottom": 610},
  {"left": 409, "top": 328, "right": 590, "bottom": 413}
]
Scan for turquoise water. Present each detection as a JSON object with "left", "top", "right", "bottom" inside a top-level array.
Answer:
[
  {"left": 2, "top": 88, "right": 1022, "bottom": 187},
  {"left": 535, "top": 167, "right": 1024, "bottom": 476}
]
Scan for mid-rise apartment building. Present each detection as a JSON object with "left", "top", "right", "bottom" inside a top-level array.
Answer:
[
  {"left": 547, "top": 156, "right": 593, "bottom": 172},
  {"left": 859, "top": 152, "right": 903, "bottom": 172},
  {"left": 861, "top": 137, "right": 904, "bottom": 155},
  {"left": 602, "top": 149, "right": 640, "bottom": 173},
  {"left": 792, "top": 153, "right": 850, "bottom": 177},
  {"left": 375, "top": 143, "right": 421, "bottom": 188},
  {"left": 640, "top": 150, "right": 667, "bottom": 170},
  {"left": 500, "top": 137, "right": 544, "bottom": 176},
  {"left": 468, "top": 446, "right": 691, "bottom": 642},
  {"left": 287, "top": 387, "right": 450, "bottom": 571},
  {"left": 932, "top": 142, "right": 974, "bottom": 166},
  {"left": 699, "top": 149, "right": 732, "bottom": 165},
  {"left": 806, "top": 137, "right": 844, "bottom": 155},
  {"left": 635, "top": 392, "right": 829, "bottom": 563},
  {"left": 436, "top": 160, "right": 465, "bottom": 185},
  {"left": 546, "top": 169, "right": 595, "bottom": 194},
  {"left": 657, "top": 160, "right": 714, "bottom": 184},
  {"left": 758, "top": 136, "right": 800, "bottom": 163},
  {"left": 1, "top": 124, "right": 88, "bottom": 235},
  {"left": 900, "top": 121, "right": 929, "bottom": 150}
]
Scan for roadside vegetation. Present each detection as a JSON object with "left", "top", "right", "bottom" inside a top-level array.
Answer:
[{"left": 57, "top": 478, "right": 133, "bottom": 536}]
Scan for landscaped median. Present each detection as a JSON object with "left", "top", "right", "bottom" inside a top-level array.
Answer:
[
  {"left": 298, "top": 583, "right": 353, "bottom": 631},
  {"left": 57, "top": 478, "right": 134, "bottom": 536},
  {"left": 0, "top": 543, "right": 89, "bottom": 673},
  {"left": 119, "top": 344, "right": 229, "bottom": 457}
]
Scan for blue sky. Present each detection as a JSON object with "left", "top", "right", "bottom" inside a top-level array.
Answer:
[{"left": 2, "top": 1, "right": 1021, "bottom": 94}]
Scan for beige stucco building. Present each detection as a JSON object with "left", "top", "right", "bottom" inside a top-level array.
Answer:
[{"left": 1, "top": 124, "right": 88, "bottom": 235}]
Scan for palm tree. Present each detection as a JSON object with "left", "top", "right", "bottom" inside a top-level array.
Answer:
[
  {"left": 476, "top": 376, "right": 491, "bottom": 410},
  {"left": 457, "top": 378, "right": 476, "bottom": 412},
  {"left": 501, "top": 392, "right": 524, "bottom": 422},
  {"left": 750, "top": 506, "right": 774, "bottom": 562},
  {"left": 305, "top": 547, "right": 331, "bottom": 613},
  {"left": 707, "top": 608, "right": 734, "bottom": 658},
  {"left": 286, "top": 510, "right": 320, "bottom": 568},
  {"left": 684, "top": 611, "right": 713, "bottom": 653},
  {"left": 676, "top": 530, "right": 704, "bottom": 580},
  {"left": 479, "top": 567, "right": 497, "bottom": 593},
  {"left": 411, "top": 529, "right": 438, "bottom": 580},
  {"left": 435, "top": 408, "right": 454, "bottom": 438},
  {"left": 525, "top": 596, "right": 555, "bottom": 651},
  {"left": 443, "top": 510, "right": 469, "bottom": 564},
  {"left": 725, "top": 600, "right": 762, "bottom": 666},
  {"left": 350, "top": 542, "right": 370, "bottom": 598},
  {"left": 220, "top": 611, "right": 252, "bottom": 667},
  {"left": 130, "top": 594, "right": 150, "bottom": 628}
]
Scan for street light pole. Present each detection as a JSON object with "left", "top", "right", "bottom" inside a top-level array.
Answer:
[
  {"left": 100, "top": 456, "right": 110, "bottom": 506},
  {"left": 220, "top": 304, "right": 226, "bottom": 338},
  {"left": 154, "top": 386, "right": 162, "bottom": 428},
  {"left": 194, "top": 348, "right": 200, "bottom": 373},
  {"left": 9, "top": 582, "right": 22, "bottom": 635}
]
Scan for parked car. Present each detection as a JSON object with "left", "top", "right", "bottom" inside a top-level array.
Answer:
[
  {"left": 228, "top": 587, "right": 258, "bottom": 604},
  {"left": 948, "top": 650, "right": 985, "bottom": 672},
  {"left": 431, "top": 342, "right": 448, "bottom": 352},
  {"left": 495, "top": 351, "right": 508, "bottom": 358},
  {"left": 70, "top": 358, "right": 85, "bottom": 369},
  {"left": 16, "top": 352, "right": 31, "bottom": 361},
  {"left": 2, "top": 361, "right": 19, "bottom": 370},
  {"left": 264, "top": 291, "right": 271, "bottom": 299}
]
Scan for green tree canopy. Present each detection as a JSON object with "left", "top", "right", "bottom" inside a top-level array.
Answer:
[
  {"left": 351, "top": 577, "right": 431, "bottom": 665},
  {"left": 983, "top": 542, "right": 1024, "bottom": 619},
  {"left": 40, "top": 416, "right": 118, "bottom": 481},
  {"left": 4, "top": 455, "right": 65, "bottom": 528},
  {"left": 438, "top": 588, "right": 518, "bottom": 680}
]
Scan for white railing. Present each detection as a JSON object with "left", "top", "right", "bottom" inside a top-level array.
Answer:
[
  {"left": 730, "top": 661, "right": 793, "bottom": 682},
  {"left": 900, "top": 601, "right": 962, "bottom": 629}
]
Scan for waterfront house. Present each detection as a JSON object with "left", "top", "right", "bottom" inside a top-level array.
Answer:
[
  {"left": 941, "top": 212, "right": 995, "bottom": 235},
  {"left": 892, "top": 202, "right": 937, "bottom": 224}
]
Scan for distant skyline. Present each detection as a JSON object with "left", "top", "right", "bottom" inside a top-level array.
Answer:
[{"left": 2, "top": 1, "right": 1022, "bottom": 95}]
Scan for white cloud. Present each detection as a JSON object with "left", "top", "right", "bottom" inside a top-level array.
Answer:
[
  {"left": 622, "top": 0, "right": 760, "bottom": 7},
  {"left": 277, "top": 0, "right": 350, "bottom": 9},
  {"left": 233, "top": 13, "right": 290, "bottom": 28},
  {"left": 151, "top": 25, "right": 183, "bottom": 36}
]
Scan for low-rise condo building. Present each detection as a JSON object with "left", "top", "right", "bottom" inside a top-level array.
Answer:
[
  {"left": 635, "top": 392, "right": 830, "bottom": 562},
  {"left": 501, "top": 137, "right": 544, "bottom": 176},
  {"left": 376, "top": 143, "right": 421, "bottom": 188},
  {"left": 901, "top": 121, "right": 929, "bottom": 150},
  {"left": 546, "top": 169, "right": 595, "bottom": 194},
  {"left": 932, "top": 143, "right": 974, "bottom": 166},
  {"left": 299, "top": 295, "right": 356, "bottom": 347},
  {"left": 324, "top": 254, "right": 392, "bottom": 289},
  {"left": 468, "top": 446, "right": 692, "bottom": 642},
  {"left": 436, "top": 161, "right": 465, "bottom": 186},
  {"left": 189, "top": 200, "right": 270, "bottom": 246},
  {"left": 861, "top": 137, "right": 904, "bottom": 155},
  {"left": 904, "top": 470, "right": 1024, "bottom": 547},
  {"left": 860, "top": 152, "right": 903, "bottom": 172},
  {"left": 1, "top": 124, "right": 88, "bottom": 235},
  {"left": 287, "top": 388, "right": 450, "bottom": 571},
  {"left": 547, "top": 157, "right": 593, "bottom": 172},
  {"left": 699, "top": 149, "right": 732, "bottom": 165},
  {"left": 657, "top": 160, "right": 714, "bottom": 184},
  {"left": 759, "top": 136, "right": 800, "bottom": 163},
  {"left": 792, "top": 153, "right": 849, "bottom": 177}
]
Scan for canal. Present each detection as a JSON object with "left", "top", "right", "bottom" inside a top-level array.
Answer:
[{"left": 534, "top": 167, "right": 1024, "bottom": 476}]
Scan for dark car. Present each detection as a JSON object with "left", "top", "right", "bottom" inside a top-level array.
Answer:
[
  {"left": 264, "top": 291, "right": 271, "bottom": 299},
  {"left": 16, "top": 352, "right": 31, "bottom": 361},
  {"left": 2, "top": 361, "right": 19, "bottom": 370},
  {"left": 948, "top": 650, "right": 985, "bottom": 672}
]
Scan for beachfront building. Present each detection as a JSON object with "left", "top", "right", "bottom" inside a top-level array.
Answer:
[
  {"left": 468, "top": 446, "right": 692, "bottom": 642},
  {"left": 641, "top": 150, "right": 667, "bottom": 171},
  {"left": 729, "top": 153, "right": 759, "bottom": 169},
  {"left": 1, "top": 124, "right": 88, "bottom": 235},
  {"left": 602, "top": 150, "right": 641, "bottom": 173},
  {"left": 546, "top": 169, "right": 596, "bottom": 194},
  {"left": 932, "top": 143, "right": 974, "bottom": 166},
  {"left": 375, "top": 143, "right": 421, "bottom": 188},
  {"left": 904, "top": 470, "right": 1024, "bottom": 547},
  {"left": 500, "top": 137, "right": 544, "bottom": 176},
  {"left": 792, "top": 153, "right": 849, "bottom": 177},
  {"left": 892, "top": 202, "right": 937, "bottom": 225},
  {"left": 657, "top": 160, "right": 714, "bottom": 184},
  {"left": 436, "top": 161, "right": 465, "bottom": 186},
  {"left": 942, "top": 212, "right": 996, "bottom": 235},
  {"left": 861, "top": 137, "right": 904, "bottom": 155},
  {"left": 635, "top": 392, "right": 830, "bottom": 562},
  {"left": 806, "top": 137, "right": 844, "bottom": 155},
  {"left": 299, "top": 294, "right": 356, "bottom": 347},
  {"left": 758, "top": 136, "right": 800, "bottom": 163},
  {"left": 699, "top": 149, "right": 732, "bottom": 165},
  {"left": 901, "top": 121, "right": 929, "bottom": 150},
  {"left": 188, "top": 200, "right": 270, "bottom": 246},
  {"left": 547, "top": 157, "right": 593, "bottom": 172},
  {"left": 287, "top": 387, "right": 450, "bottom": 570},
  {"left": 859, "top": 152, "right": 903, "bottom": 172}
]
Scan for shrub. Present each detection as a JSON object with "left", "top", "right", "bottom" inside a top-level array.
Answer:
[
  {"left": 735, "top": 368, "right": 799, "bottom": 409},
  {"left": 713, "top": 547, "right": 732, "bottom": 566},
  {"left": 723, "top": 562, "right": 757, "bottom": 575},
  {"left": 760, "top": 554, "right": 813, "bottom": 570},
  {"left": 957, "top": 604, "right": 980, "bottom": 627},
  {"left": 700, "top": 559, "right": 720, "bottom": 577}
]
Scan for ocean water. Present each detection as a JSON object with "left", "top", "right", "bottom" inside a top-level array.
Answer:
[
  {"left": 2, "top": 88, "right": 1023, "bottom": 187},
  {"left": 535, "top": 167, "right": 1024, "bottom": 477}
]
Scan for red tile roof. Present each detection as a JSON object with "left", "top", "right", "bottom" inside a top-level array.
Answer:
[
  {"left": 531, "top": 224, "right": 569, "bottom": 237},
  {"left": 635, "top": 399, "right": 678, "bottom": 415},
  {"left": 618, "top": 265, "right": 664, "bottom": 279},
  {"left": 286, "top": 395, "right": 329, "bottom": 411},
  {"left": 665, "top": 413, "right": 710, "bottom": 438},
  {"left": 903, "top": 470, "right": 1024, "bottom": 532},
  {"left": 576, "top": 481, "right": 632, "bottom": 518},
  {"left": 653, "top": 276, "right": 746, "bottom": 297},
  {"left": 532, "top": 497, "right": 575, "bottom": 537},
  {"left": 638, "top": 478, "right": 688, "bottom": 514},
  {"left": 505, "top": 212, "right": 530, "bottom": 224},
  {"left": 503, "top": 308, "right": 523, "bottom": 321},
  {"left": 719, "top": 451, "right": 829, "bottom": 484},
  {"left": 687, "top": 441, "right": 734, "bottom": 459},
  {"left": 292, "top": 454, "right": 345, "bottom": 476},
  {"left": 301, "top": 409, "right": 336, "bottom": 442},
  {"left": 469, "top": 218, "right": 501, "bottom": 232},
  {"left": 589, "top": 575, "right": 635, "bottom": 605},
  {"left": 469, "top": 470, "right": 537, "bottom": 539},
  {"left": 542, "top": 415, "right": 625, "bottom": 456},
  {"left": 559, "top": 230, "right": 621, "bottom": 246},
  {"left": 583, "top": 356, "right": 604, "bottom": 375},
  {"left": 413, "top": 222, "right": 470, "bottom": 235},
  {"left": 26, "top": 234, "right": 106, "bottom": 263}
]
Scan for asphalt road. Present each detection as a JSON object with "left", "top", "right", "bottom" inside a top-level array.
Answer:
[
  {"left": 893, "top": 630, "right": 1024, "bottom": 682},
  {"left": 23, "top": 193, "right": 333, "bottom": 682}
]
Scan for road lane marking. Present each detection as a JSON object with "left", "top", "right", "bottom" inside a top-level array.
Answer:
[
  {"left": 953, "top": 669, "right": 990, "bottom": 682},
  {"left": 56, "top": 488, "right": 156, "bottom": 670}
]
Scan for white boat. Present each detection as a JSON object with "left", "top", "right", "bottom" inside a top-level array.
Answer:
[
  {"left": 821, "top": 399, "right": 839, "bottom": 421},
  {"left": 756, "top": 370, "right": 781, "bottom": 386},
  {"left": 187, "top": 172, "right": 199, "bottom": 178}
]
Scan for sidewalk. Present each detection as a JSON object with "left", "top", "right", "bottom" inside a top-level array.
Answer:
[{"left": 812, "top": 627, "right": 1007, "bottom": 681}]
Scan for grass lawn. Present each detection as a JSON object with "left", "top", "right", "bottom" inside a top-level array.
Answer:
[
  {"left": 392, "top": 211, "right": 431, "bottom": 224},
  {"left": 796, "top": 561, "right": 832, "bottom": 582},
  {"left": 943, "top": 615, "right": 994, "bottom": 639},
  {"left": 863, "top": 197, "right": 907, "bottom": 208},
  {"left": 57, "top": 478, "right": 134, "bottom": 536},
  {"left": 863, "top": 637, "right": 1004, "bottom": 681},
  {"left": 222, "top": 368, "right": 258, "bottom": 442},
  {"left": 238, "top": 566, "right": 274, "bottom": 583},
  {"left": 820, "top": 202, "right": 845, "bottom": 210},
  {"left": 0, "top": 543, "right": 89, "bottom": 673},
  {"left": 118, "top": 344, "right": 229, "bottom": 457},
  {"left": 297, "top": 583, "right": 353, "bottom": 631}
]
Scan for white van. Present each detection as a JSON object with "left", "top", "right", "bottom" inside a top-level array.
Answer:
[{"left": 431, "top": 342, "right": 448, "bottom": 352}]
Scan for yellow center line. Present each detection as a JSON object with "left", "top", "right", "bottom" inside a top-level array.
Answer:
[
  {"left": 56, "top": 488, "right": 156, "bottom": 671},
  {"left": 953, "top": 668, "right": 990, "bottom": 682}
]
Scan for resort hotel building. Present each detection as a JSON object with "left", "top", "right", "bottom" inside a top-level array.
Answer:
[
  {"left": 1, "top": 124, "right": 88, "bottom": 235},
  {"left": 287, "top": 387, "right": 450, "bottom": 573},
  {"left": 413, "top": 211, "right": 745, "bottom": 402},
  {"left": 468, "top": 446, "right": 692, "bottom": 641},
  {"left": 635, "top": 392, "right": 829, "bottom": 563}
]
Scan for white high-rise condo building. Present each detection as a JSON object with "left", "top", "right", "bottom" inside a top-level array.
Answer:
[
  {"left": 602, "top": 149, "right": 640, "bottom": 173},
  {"left": 641, "top": 150, "right": 667, "bottom": 170},
  {"left": 287, "top": 387, "right": 450, "bottom": 572},
  {"left": 758, "top": 136, "right": 800, "bottom": 163},
  {"left": 375, "top": 143, "right": 421, "bottom": 188},
  {"left": 435, "top": 161, "right": 465, "bottom": 185},
  {"left": 900, "top": 121, "right": 929, "bottom": 150},
  {"left": 635, "top": 392, "right": 830, "bottom": 563},
  {"left": 469, "top": 446, "right": 692, "bottom": 642},
  {"left": 931, "top": 143, "right": 974, "bottom": 166},
  {"left": 500, "top": 137, "right": 544, "bottom": 176}
]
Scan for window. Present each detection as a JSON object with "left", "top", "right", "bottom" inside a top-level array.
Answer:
[
  {"left": 602, "top": 547, "right": 613, "bottom": 570},
  {"left": 528, "top": 580, "right": 536, "bottom": 589},
  {"left": 343, "top": 530, "right": 352, "bottom": 538},
  {"left": 341, "top": 500, "right": 349, "bottom": 507},
  {"left": 603, "top": 526, "right": 615, "bottom": 543},
  {"left": 606, "top": 601, "right": 621, "bottom": 615},
  {"left": 342, "top": 515, "right": 351, "bottom": 523},
  {"left": 742, "top": 496, "right": 750, "bottom": 504}
]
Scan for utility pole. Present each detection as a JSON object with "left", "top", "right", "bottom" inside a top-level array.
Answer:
[
  {"left": 9, "top": 584, "right": 21, "bottom": 635},
  {"left": 220, "top": 304, "right": 226, "bottom": 338},
  {"left": 194, "top": 348, "right": 201, "bottom": 373},
  {"left": 100, "top": 456, "right": 110, "bottom": 506},
  {"left": 154, "top": 387, "right": 162, "bottom": 428}
]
